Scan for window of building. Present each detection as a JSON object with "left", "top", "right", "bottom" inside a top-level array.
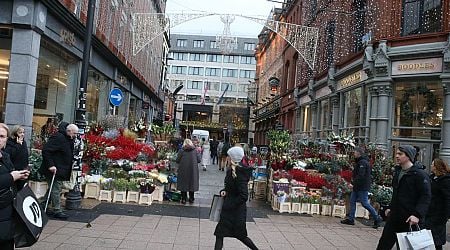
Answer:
[
  {"left": 189, "top": 53, "right": 204, "bottom": 61},
  {"left": 34, "top": 42, "right": 79, "bottom": 132},
  {"left": 193, "top": 40, "right": 204, "bottom": 48},
  {"left": 172, "top": 52, "right": 188, "bottom": 61},
  {"left": 170, "top": 79, "right": 184, "bottom": 89},
  {"left": 402, "top": 0, "right": 442, "bottom": 36},
  {"left": 171, "top": 66, "right": 187, "bottom": 74},
  {"left": 206, "top": 81, "right": 220, "bottom": 91},
  {"left": 239, "top": 70, "right": 255, "bottom": 79},
  {"left": 222, "top": 68, "right": 238, "bottom": 78},
  {"left": 205, "top": 67, "right": 221, "bottom": 76},
  {"left": 343, "top": 88, "right": 362, "bottom": 128},
  {"left": 243, "top": 42, "right": 256, "bottom": 51},
  {"left": 224, "top": 55, "right": 238, "bottom": 63},
  {"left": 210, "top": 41, "right": 217, "bottom": 49},
  {"left": 221, "top": 83, "right": 235, "bottom": 92},
  {"left": 186, "top": 95, "right": 201, "bottom": 102},
  {"left": 187, "top": 80, "right": 202, "bottom": 89},
  {"left": 238, "top": 84, "right": 248, "bottom": 93},
  {"left": 240, "top": 56, "right": 256, "bottom": 64},
  {"left": 319, "top": 99, "right": 331, "bottom": 138},
  {"left": 353, "top": 0, "right": 367, "bottom": 52},
  {"left": 176, "top": 39, "right": 187, "bottom": 47},
  {"left": 188, "top": 67, "right": 204, "bottom": 76},
  {"left": 206, "top": 54, "right": 222, "bottom": 62},
  {"left": 86, "top": 69, "right": 110, "bottom": 123},
  {"left": 302, "top": 105, "right": 311, "bottom": 132},
  {"left": 326, "top": 21, "right": 336, "bottom": 67},
  {"left": 393, "top": 82, "right": 443, "bottom": 139}
]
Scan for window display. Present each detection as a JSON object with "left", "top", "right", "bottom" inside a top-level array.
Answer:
[{"left": 86, "top": 69, "right": 110, "bottom": 123}]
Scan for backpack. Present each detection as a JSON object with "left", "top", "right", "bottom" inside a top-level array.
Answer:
[{"left": 221, "top": 142, "right": 230, "bottom": 156}]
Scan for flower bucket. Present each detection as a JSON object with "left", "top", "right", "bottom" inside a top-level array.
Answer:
[
  {"left": 113, "top": 191, "right": 127, "bottom": 203},
  {"left": 84, "top": 183, "right": 100, "bottom": 199},
  {"left": 126, "top": 191, "right": 139, "bottom": 203},
  {"left": 99, "top": 190, "right": 113, "bottom": 202},
  {"left": 138, "top": 193, "right": 153, "bottom": 205}
]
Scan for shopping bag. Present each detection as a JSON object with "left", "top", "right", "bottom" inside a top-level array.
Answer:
[
  {"left": 13, "top": 184, "right": 48, "bottom": 247},
  {"left": 209, "top": 194, "right": 224, "bottom": 222},
  {"left": 396, "top": 225, "right": 435, "bottom": 250}
]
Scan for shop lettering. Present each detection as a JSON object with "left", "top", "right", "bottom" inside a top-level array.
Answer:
[
  {"left": 397, "top": 63, "right": 435, "bottom": 71},
  {"left": 339, "top": 72, "right": 361, "bottom": 88},
  {"left": 60, "top": 29, "right": 75, "bottom": 46}
]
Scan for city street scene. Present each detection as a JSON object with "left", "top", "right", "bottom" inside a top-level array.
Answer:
[{"left": 0, "top": 0, "right": 449, "bottom": 249}]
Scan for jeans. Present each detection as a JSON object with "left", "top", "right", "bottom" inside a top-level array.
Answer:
[
  {"left": 348, "top": 190, "right": 379, "bottom": 222},
  {"left": 44, "top": 178, "right": 63, "bottom": 213}
]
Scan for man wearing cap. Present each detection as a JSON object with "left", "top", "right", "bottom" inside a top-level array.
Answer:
[
  {"left": 376, "top": 145, "right": 431, "bottom": 250},
  {"left": 341, "top": 147, "right": 382, "bottom": 228}
]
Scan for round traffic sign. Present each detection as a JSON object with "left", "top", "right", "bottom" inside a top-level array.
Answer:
[{"left": 109, "top": 88, "right": 124, "bottom": 106}]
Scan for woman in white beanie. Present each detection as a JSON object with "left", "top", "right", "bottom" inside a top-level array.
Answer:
[{"left": 213, "top": 146, "right": 258, "bottom": 250}]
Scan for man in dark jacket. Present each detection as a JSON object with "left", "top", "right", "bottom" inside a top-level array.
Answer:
[
  {"left": 376, "top": 145, "right": 431, "bottom": 250},
  {"left": 341, "top": 147, "right": 382, "bottom": 228},
  {"left": 40, "top": 122, "right": 78, "bottom": 219}
]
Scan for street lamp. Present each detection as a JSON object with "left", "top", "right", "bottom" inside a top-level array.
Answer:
[{"left": 172, "top": 84, "right": 184, "bottom": 129}]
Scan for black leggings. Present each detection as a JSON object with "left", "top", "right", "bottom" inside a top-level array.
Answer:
[{"left": 214, "top": 236, "right": 258, "bottom": 250}]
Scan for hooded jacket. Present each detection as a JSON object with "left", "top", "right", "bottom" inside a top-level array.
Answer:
[
  {"left": 40, "top": 122, "right": 74, "bottom": 181},
  {"left": 352, "top": 154, "right": 372, "bottom": 191}
]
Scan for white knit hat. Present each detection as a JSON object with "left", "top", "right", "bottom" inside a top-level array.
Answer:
[{"left": 227, "top": 146, "right": 244, "bottom": 163}]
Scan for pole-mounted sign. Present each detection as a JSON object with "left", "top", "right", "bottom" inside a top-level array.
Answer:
[{"left": 109, "top": 88, "right": 124, "bottom": 106}]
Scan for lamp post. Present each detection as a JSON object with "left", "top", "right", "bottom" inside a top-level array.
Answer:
[
  {"left": 67, "top": 0, "right": 96, "bottom": 210},
  {"left": 223, "top": 126, "right": 228, "bottom": 141}
]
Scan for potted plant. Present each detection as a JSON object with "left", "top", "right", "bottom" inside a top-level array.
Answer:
[
  {"left": 138, "top": 179, "right": 155, "bottom": 205},
  {"left": 300, "top": 192, "right": 312, "bottom": 214},
  {"left": 112, "top": 178, "right": 128, "bottom": 203},
  {"left": 28, "top": 149, "right": 47, "bottom": 199},
  {"left": 126, "top": 179, "right": 140, "bottom": 203}
]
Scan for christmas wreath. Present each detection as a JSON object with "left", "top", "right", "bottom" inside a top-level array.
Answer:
[{"left": 400, "top": 86, "right": 437, "bottom": 125}]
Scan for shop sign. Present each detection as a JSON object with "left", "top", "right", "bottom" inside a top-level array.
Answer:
[
  {"left": 60, "top": 29, "right": 75, "bottom": 46},
  {"left": 337, "top": 70, "right": 367, "bottom": 90},
  {"left": 392, "top": 58, "right": 442, "bottom": 75},
  {"left": 316, "top": 86, "right": 331, "bottom": 99}
]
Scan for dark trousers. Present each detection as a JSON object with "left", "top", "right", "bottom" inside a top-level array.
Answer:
[
  {"left": 0, "top": 239, "right": 14, "bottom": 250},
  {"left": 181, "top": 191, "right": 194, "bottom": 201},
  {"left": 211, "top": 153, "right": 218, "bottom": 165},
  {"left": 215, "top": 236, "right": 258, "bottom": 250},
  {"left": 376, "top": 217, "right": 410, "bottom": 250}
]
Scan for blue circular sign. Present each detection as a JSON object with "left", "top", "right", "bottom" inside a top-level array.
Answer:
[{"left": 109, "top": 88, "right": 124, "bottom": 106}]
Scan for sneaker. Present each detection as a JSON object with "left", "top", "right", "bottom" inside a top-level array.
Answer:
[
  {"left": 53, "top": 212, "right": 69, "bottom": 219},
  {"left": 340, "top": 219, "right": 355, "bottom": 225}
]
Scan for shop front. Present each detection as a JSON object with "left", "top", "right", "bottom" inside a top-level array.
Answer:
[{"left": 390, "top": 57, "right": 444, "bottom": 167}]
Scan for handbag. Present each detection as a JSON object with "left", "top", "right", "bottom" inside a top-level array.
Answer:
[
  {"left": 13, "top": 184, "right": 48, "bottom": 247},
  {"left": 396, "top": 225, "right": 435, "bottom": 250},
  {"left": 209, "top": 194, "right": 224, "bottom": 222}
]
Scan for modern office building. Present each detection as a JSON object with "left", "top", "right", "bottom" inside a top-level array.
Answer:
[
  {"left": 0, "top": 0, "right": 168, "bottom": 142},
  {"left": 166, "top": 34, "right": 257, "bottom": 143}
]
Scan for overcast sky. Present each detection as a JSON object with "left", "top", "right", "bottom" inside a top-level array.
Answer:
[{"left": 166, "top": 0, "right": 282, "bottom": 38}]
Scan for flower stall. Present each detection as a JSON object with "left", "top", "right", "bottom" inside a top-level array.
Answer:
[{"left": 265, "top": 130, "right": 395, "bottom": 219}]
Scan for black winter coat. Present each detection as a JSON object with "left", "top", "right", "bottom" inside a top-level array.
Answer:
[
  {"left": 425, "top": 173, "right": 450, "bottom": 246},
  {"left": 5, "top": 137, "right": 29, "bottom": 171},
  {"left": 214, "top": 162, "right": 252, "bottom": 238},
  {"left": 389, "top": 165, "right": 431, "bottom": 225},
  {"left": 352, "top": 155, "right": 371, "bottom": 191},
  {"left": 0, "top": 151, "right": 18, "bottom": 241},
  {"left": 40, "top": 122, "right": 74, "bottom": 181}
]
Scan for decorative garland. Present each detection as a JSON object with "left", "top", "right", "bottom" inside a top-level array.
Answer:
[{"left": 400, "top": 86, "right": 437, "bottom": 125}]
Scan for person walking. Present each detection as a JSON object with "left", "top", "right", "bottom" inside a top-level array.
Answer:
[
  {"left": 425, "top": 158, "right": 450, "bottom": 250},
  {"left": 40, "top": 122, "right": 78, "bottom": 219},
  {"left": 217, "top": 140, "right": 224, "bottom": 170},
  {"left": 341, "top": 147, "right": 382, "bottom": 228},
  {"left": 219, "top": 139, "right": 231, "bottom": 171},
  {"left": 376, "top": 145, "right": 431, "bottom": 250},
  {"left": 214, "top": 146, "right": 258, "bottom": 250},
  {"left": 201, "top": 138, "right": 211, "bottom": 171},
  {"left": 0, "top": 123, "right": 30, "bottom": 249},
  {"left": 176, "top": 139, "right": 201, "bottom": 204},
  {"left": 210, "top": 137, "right": 219, "bottom": 165}
]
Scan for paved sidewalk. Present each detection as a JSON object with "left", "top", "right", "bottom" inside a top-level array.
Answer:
[{"left": 26, "top": 213, "right": 389, "bottom": 250}]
